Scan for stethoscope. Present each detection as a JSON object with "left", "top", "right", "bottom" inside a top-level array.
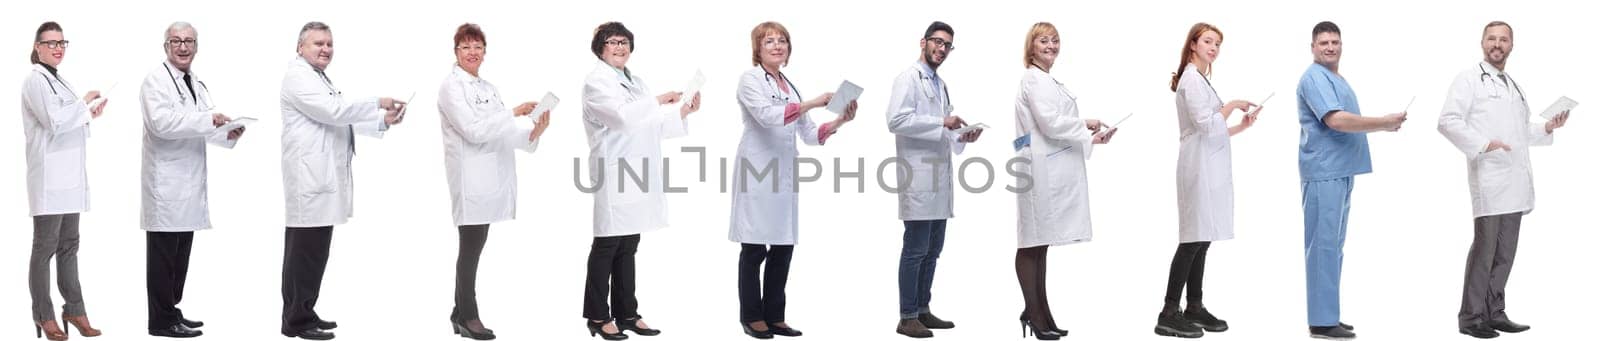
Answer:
[
  {"left": 915, "top": 68, "right": 951, "bottom": 108},
  {"left": 1479, "top": 64, "right": 1524, "bottom": 103},
  {"left": 34, "top": 68, "right": 72, "bottom": 96},
  {"left": 763, "top": 71, "right": 801, "bottom": 103},
  {"left": 162, "top": 63, "right": 211, "bottom": 107}
]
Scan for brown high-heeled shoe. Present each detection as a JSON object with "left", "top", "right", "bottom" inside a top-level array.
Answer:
[
  {"left": 35, "top": 320, "right": 67, "bottom": 341},
  {"left": 60, "top": 315, "right": 100, "bottom": 337}
]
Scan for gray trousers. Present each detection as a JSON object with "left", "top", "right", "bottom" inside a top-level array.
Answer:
[
  {"left": 1459, "top": 212, "right": 1522, "bottom": 327},
  {"left": 30, "top": 213, "right": 86, "bottom": 321}
]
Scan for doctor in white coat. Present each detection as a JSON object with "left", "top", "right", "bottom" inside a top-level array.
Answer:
[
  {"left": 728, "top": 21, "right": 857, "bottom": 339},
  {"left": 436, "top": 23, "right": 550, "bottom": 341},
  {"left": 579, "top": 21, "right": 700, "bottom": 340},
  {"left": 21, "top": 21, "right": 106, "bottom": 340},
  {"left": 1436, "top": 21, "right": 1568, "bottom": 339},
  {"left": 1012, "top": 22, "right": 1116, "bottom": 340},
  {"left": 140, "top": 22, "right": 243, "bottom": 338},
  {"left": 277, "top": 21, "right": 405, "bottom": 341},
  {"left": 887, "top": 21, "right": 981, "bottom": 339},
  {"left": 1156, "top": 22, "right": 1257, "bottom": 339}
]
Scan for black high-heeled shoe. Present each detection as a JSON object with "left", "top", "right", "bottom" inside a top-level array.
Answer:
[
  {"left": 1020, "top": 317, "right": 1063, "bottom": 340},
  {"left": 1021, "top": 312, "right": 1068, "bottom": 336},
  {"left": 452, "top": 320, "right": 497, "bottom": 340},
  {"left": 617, "top": 318, "right": 660, "bottom": 336},
  {"left": 587, "top": 319, "right": 629, "bottom": 340}
]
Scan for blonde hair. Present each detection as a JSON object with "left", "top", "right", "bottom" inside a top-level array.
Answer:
[
  {"left": 750, "top": 21, "right": 791, "bottom": 67},
  {"left": 1022, "top": 22, "right": 1058, "bottom": 68},
  {"left": 1170, "top": 22, "right": 1223, "bottom": 92}
]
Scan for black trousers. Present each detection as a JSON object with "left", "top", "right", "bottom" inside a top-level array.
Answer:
[
  {"left": 1163, "top": 241, "right": 1212, "bottom": 310},
  {"left": 452, "top": 224, "right": 489, "bottom": 323},
  {"left": 282, "top": 226, "right": 333, "bottom": 334},
  {"left": 583, "top": 234, "right": 641, "bottom": 321},
  {"left": 738, "top": 243, "right": 794, "bottom": 323},
  {"left": 147, "top": 231, "right": 194, "bottom": 330}
]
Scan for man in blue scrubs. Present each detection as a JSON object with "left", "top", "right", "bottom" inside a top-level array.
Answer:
[{"left": 1295, "top": 21, "right": 1408, "bottom": 340}]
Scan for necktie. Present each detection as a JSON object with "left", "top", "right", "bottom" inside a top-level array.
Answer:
[{"left": 182, "top": 74, "right": 198, "bottom": 104}]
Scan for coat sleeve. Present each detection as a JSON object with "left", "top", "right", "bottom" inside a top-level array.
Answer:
[
  {"left": 738, "top": 72, "right": 789, "bottom": 129},
  {"left": 886, "top": 72, "right": 946, "bottom": 141},
  {"left": 22, "top": 72, "right": 91, "bottom": 136},
  {"left": 1522, "top": 84, "right": 1555, "bottom": 147},
  {"left": 1436, "top": 72, "right": 1490, "bottom": 159},
  {"left": 438, "top": 79, "right": 514, "bottom": 145},
  {"left": 141, "top": 72, "right": 216, "bottom": 140},
  {"left": 1023, "top": 74, "right": 1093, "bottom": 157},
  {"left": 1178, "top": 74, "right": 1225, "bottom": 138},
  {"left": 283, "top": 68, "right": 383, "bottom": 126}
]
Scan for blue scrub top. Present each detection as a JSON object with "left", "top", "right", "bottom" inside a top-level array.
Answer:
[{"left": 1296, "top": 63, "right": 1372, "bottom": 182}]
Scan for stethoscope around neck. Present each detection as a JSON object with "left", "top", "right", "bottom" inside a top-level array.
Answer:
[
  {"left": 764, "top": 70, "right": 801, "bottom": 102},
  {"left": 1479, "top": 64, "right": 1524, "bottom": 103},
  {"left": 163, "top": 63, "right": 211, "bottom": 106},
  {"left": 915, "top": 68, "right": 951, "bottom": 106}
]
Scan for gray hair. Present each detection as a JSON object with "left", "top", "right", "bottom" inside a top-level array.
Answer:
[
  {"left": 297, "top": 21, "right": 331, "bottom": 47},
  {"left": 165, "top": 21, "right": 195, "bottom": 40}
]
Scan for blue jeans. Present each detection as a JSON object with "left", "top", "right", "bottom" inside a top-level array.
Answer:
[
  {"left": 1302, "top": 177, "right": 1353, "bottom": 327},
  {"left": 899, "top": 219, "right": 946, "bottom": 319}
]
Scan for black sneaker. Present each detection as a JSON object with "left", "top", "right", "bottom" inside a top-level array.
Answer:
[
  {"left": 1183, "top": 307, "right": 1229, "bottom": 332},
  {"left": 1154, "top": 311, "right": 1203, "bottom": 338},
  {"left": 1459, "top": 324, "right": 1500, "bottom": 339},
  {"left": 1309, "top": 325, "right": 1355, "bottom": 340}
]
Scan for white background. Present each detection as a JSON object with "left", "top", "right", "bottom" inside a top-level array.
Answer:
[{"left": 3, "top": 0, "right": 1596, "bottom": 340}]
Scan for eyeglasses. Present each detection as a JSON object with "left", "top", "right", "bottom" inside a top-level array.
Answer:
[
  {"left": 457, "top": 44, "right": 485, "bottom": 52},
  {"left": 166, "top": 38, "right": 197, "bottom": 47},
  {"left": 924, "top": 37, "right": 954, "bottom": 51},
  {"left": 604, "top": 39, "right": 631, "bottom": 48},
  {"left": 37, "top": 40, "right": 69, "bottom": 49},
  {"left": 763, "top": 38, "right": 789, "bottom": 47}
]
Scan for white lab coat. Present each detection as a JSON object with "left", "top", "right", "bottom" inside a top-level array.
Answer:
[
  {"left": 438, "top": 65, "right": 539, "bottom": 226},
  {"left": 728, "top": 68, "right": 827, "bottom": 245},
  {"left": 1013, "top": 66, "right": 1092, "bottom": 247},
  {"left": 582, "top": 61, "right": 688, "bottom": 237},
  {"left": 20, "top": 64, "right": 92, "bottom": 216},
  {"left": 140, "top": 62, "right": 221, "bottom": 231},
  {"left": 886, "top": 63, "right": 965, "bottom": 221},
  {"left": 1437, "top": 61, "right": 1553, "bottom": 218},
  {"left": 1174, "top": 65, "right": 1235, "bottom": 243},
  {"left": 279, "top": 57, "right": 385, "bottom": 228}
]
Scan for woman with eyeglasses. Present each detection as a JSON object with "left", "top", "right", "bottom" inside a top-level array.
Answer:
[
  {"left": 436, "top": 23, "right": 552, "bottom": 341},
  {"left": 1012, "top": 22, "right": 1115, "bottom": 340},
  {"left": 728, "top": 21, "right": 857, "bottom": 340},
  {"left": 579, "top": 21, "right": 701, "bottom": 340},
  {"left": 21, "top": 21, "right": 107, "bottom": 341}
]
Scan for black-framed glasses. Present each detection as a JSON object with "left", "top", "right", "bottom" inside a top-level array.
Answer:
[
  {"left": 166, "top": 38, "right": 197, "bottom": 47},
  {"left": 604, "top": 39, "right": 631, "bottom": 47},
  {"left": 924, "top": 37, "right": 954, "bottom": 51},
  {"left": 37, "top": 40, "right": 69, "bottom": 49}
]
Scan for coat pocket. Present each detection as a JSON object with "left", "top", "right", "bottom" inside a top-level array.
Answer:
[
  {"left": 297, "top": 153, "right": 336, "bottom": 196},
  {"left": 43, "top": 148, "right": 85, "bottom": 191}
]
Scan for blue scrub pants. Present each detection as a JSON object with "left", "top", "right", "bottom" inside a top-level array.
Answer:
[{"left": 1301, "top": 177, "right": 1352, "bottom": 327}]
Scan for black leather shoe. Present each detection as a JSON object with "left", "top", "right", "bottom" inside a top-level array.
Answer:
[
  {"left": 769, "top": 323, "right": 802, "bottom": 337},
  {"left": 1339, "top": 322, "right": 1354, "bottom": 331},
  {"left": 617, "top": 318, "right": 660, "bottom": 336},
  {"left": 1487, "top": 320, "right": 1529, "bottom": 333},
  {"left": 149, "top": 324, "right": 203, "bottom": 338},
  {"left": 179, "top": 318, "right": 204, "bottom": 329},
  {"left": 285, "top": 328, "right": 335, "bottom": 340},
  {"left": 741, "top": 322, "right": 774, "bottom": 339},
  {"left": 317, "top": 320, "right": 338, "bottom": 330},
  {"left": 1459, "top": 324, "right": 1500, "bottom": 339}
]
